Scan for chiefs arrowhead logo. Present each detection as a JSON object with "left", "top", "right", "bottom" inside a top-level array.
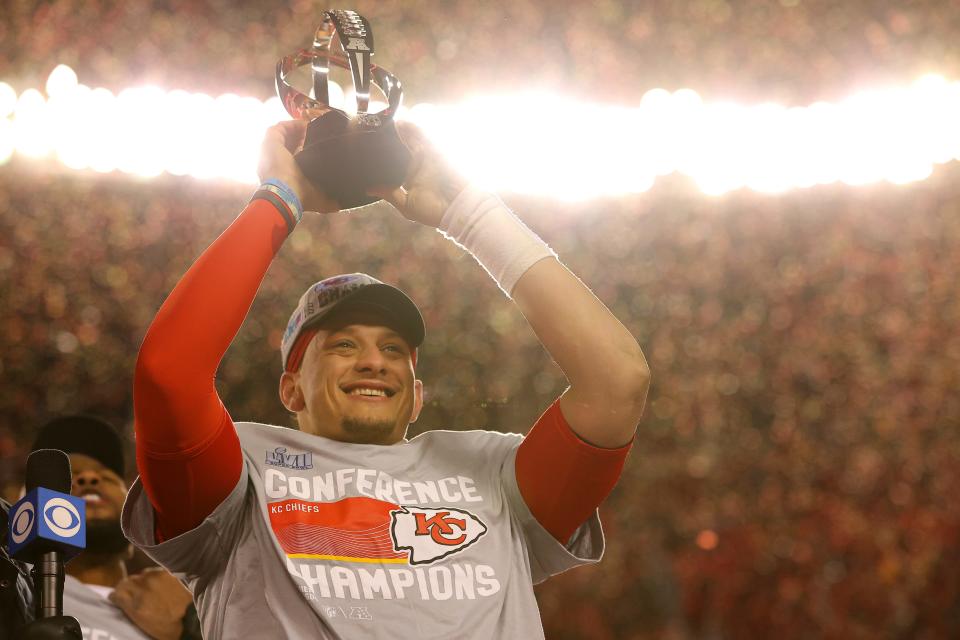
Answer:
[{"left": 390, "top": 506, "right": 487, "bottom": 565}]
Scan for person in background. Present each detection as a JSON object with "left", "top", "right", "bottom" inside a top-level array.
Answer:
[{"left": 30, "top": 416, "right": 201, "bottom": 640}]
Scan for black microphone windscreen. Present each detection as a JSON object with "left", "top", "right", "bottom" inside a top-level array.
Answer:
[{"left": 26, "top": 449, "right": 73, "bottom": 494}]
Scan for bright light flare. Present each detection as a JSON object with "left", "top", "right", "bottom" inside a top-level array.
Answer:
[
  {"left": 85, "top": 87, "right": 119, "bottom": 173},
  {"left": 0, "top": 83, "right": 17, "bottom": 166},
  {"left": 2, "top": 64, "right": 960, "bottom": 198},
  {"left": 115, "top": 86, "right": 168, "bottom": 177},
  {"left": 418, "top": 92, "right": 658, "bottom": 200},
  {"left": 414, "top": 76, "right": 960, "bottom": 199},
  {"left": 46, "top": 64, "right": 78, "bottom": 98},
  {"left": 0, "top": 82, "right": 16, "bottom": 118},
  {"left": 0, "top": 119, "right": 13, "bottom": 165},
  {"left": 13, "top": 89, "right": 50, "bottom": 158}
]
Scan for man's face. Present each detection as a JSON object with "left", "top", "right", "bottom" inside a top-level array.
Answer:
[
  {"left": 69, "top": 453, "right": 127, "bottom": 524},
  {"left": 280, "top": 309, "right": 423, "bottom": 444},
  {"left": 70, "top": 452, "right": 132, "bottom": 555}
]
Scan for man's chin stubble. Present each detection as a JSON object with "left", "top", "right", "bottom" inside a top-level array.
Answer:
[
  {"left": 85, "top": 517, "right": 131, "bottom": 555},
  {"left": 340, "top": 416, "right": 397, "bottom": 444}
]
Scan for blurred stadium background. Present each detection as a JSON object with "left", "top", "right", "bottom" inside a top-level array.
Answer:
[{"left": 2, "top": 0, "right": 960, "bottom": 637}]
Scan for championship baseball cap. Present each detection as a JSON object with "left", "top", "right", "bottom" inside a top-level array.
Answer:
[
  {"left": 30, "top": 415, "right": 125, "bottom": 478},
  {"left": 282, "top": 273, "right": 425, "bottom": 372}
]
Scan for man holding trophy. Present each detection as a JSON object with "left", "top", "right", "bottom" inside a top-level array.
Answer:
[{"left": 122, "top": 10, "right": 649, "bottom": 638}]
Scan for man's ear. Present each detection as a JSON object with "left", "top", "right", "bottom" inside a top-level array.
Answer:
[
  {"left": 409, "top": 379, "right": 424, "bottom": 424},
  {"left": 279, "top": 371, "right": 306, "bottom": 412}
]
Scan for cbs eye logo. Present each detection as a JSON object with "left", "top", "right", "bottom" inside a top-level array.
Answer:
[
  {"left": 42, "top": 498, "right": 82, "bottom": 538},
  {"left": 10, "top": 502, "right": 36, "bottom": 545}
]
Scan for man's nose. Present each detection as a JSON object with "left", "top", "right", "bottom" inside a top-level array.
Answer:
[
  {"left": 354, "top": 344, "right": 387, "bottom": 373},
  {"left": 73, "top": 470, "right": 101, "bottom": 492}
]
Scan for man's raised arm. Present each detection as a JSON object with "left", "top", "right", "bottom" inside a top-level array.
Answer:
[
  {"left": 373, "top": 124, "right": 650, "bottom": 543},
  {"left": 133, "top": 121, "right": 335, "bottom": 540},
  {"left": 511, "top": 259, "right": 650, "bottom": 446}
]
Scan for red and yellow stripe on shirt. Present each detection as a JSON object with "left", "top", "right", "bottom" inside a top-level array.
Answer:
[{"left": 268, "top": 496, "right": 408, "bottom": 563}]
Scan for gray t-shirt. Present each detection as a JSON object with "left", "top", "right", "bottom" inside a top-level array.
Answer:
[
  {"left": 63, "top": 575, "right": 151, "bottom": 640},
  {"left": 122, "top": 423, "right": 603, "bottom": 639}
]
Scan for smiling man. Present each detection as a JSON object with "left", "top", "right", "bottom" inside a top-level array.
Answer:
[
  {"left": 122, "top": 120, "right": 650, "bottom": 639},
  {"left": 279, "top": 296, "right": 426, "bottom": 446}
]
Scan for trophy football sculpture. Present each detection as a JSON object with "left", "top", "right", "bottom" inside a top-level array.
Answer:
[{"left": 276, "top": 10, "right": 410, "bottom": 209}]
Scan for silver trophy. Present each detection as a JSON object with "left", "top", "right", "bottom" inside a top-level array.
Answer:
[{"left": 276, "top": 10, "right": 410, "bottom": 209}]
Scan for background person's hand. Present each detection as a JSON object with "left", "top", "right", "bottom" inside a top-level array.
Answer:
[
  {"left": 109, "top": 568, "right": 194, "bottom": 640},
  {"left": 258, "top": 119, "right": 340, "bottom": 214},
  {"left": 368, "top": 121, "right": 469, "bottom": 228}
]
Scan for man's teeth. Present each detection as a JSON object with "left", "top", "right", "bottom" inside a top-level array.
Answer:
[
  {"left": 82, "top": 494, "right": 102, "bottom": 502},
  {"left": 349, "top": 388, "right": 387, "bottom": 397}
]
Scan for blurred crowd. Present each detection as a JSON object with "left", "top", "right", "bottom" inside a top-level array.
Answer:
[
  {"left": 3, "top": 0, "right": 960, "bottom": 638},
  {"left": 2, "top": 0, "right": 960, "bottom": 106}
]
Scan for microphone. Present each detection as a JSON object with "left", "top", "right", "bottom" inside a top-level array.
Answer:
[{"left": 7, "top": 449, "right": 86, "bottom": 619}]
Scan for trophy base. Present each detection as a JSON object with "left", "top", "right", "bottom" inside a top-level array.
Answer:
[{"left": 295, "top": 111, "right": 411, "bottom": 210}]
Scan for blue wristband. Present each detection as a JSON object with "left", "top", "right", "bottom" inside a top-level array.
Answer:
[{"left": 258, "top": 178, "right": 304, "bottom": 227}]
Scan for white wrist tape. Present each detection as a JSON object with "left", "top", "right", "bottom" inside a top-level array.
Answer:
[{"left": 438, "top": 186, "right": 556, "bottom": 297}]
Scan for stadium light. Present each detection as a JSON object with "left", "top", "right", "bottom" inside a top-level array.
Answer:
[
  {"left": 45, "top": 64, "right": 78, "bottom": 98},
  {"left": 1, "top": 64, "right": 959, "bottom": 199},
  {"left": 0, "top": 82, "right": 17, "bottom": 118}
]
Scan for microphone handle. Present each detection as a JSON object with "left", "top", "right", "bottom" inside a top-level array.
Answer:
[{"left": 32, "top": 550, "right": 65, "bottom": 618}]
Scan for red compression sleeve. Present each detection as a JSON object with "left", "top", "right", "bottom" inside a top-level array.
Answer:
[
  {"left": 516, "top": 399, "right": 633, "bottom": 544},
  {"left": 134, "top": 197, "right": 292, "bottom": 540}
]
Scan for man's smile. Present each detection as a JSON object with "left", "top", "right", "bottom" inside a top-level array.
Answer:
[{"left": 340, "top": 380, "right": 397, "bottom": 399}]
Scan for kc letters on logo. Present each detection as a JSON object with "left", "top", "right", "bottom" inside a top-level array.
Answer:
[{"left": 390, "top": 506, "right": 488, "bottom": 565}]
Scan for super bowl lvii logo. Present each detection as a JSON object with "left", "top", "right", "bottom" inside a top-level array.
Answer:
[{"left": 266, "top": 447, "right": 314, "bottom": 470}]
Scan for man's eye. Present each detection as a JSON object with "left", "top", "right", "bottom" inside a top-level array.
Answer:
[
  {"left": 333, "top": 340, "right": 355, "bottom": 349},
  {"left": 383, "top": 344, "right": 404, "bottom": 354}
]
